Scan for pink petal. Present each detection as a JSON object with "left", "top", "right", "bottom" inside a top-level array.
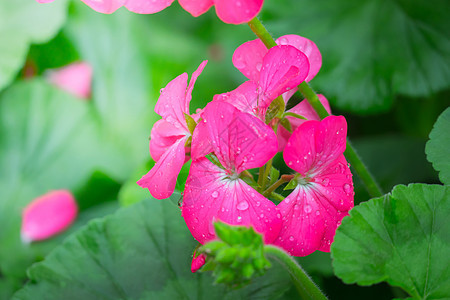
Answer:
[
  {"left": 46, "top": 62, "right": 93, "bottom": 99},
  {"left": 191, "top": 251, "right": 206, "bottom": 273},
  {"left": 277, "top": 94, "right": 331, "bottom": 152},
  {"left": 80, "top": 0, "right": 125, "bottom": 13},
  {"left": 191, "top": 119, "right": 213, "bottom": 160},
  {"left": 200, "top": 101, "right": 277, "bottom": 173},
  {"left": 137, "top": 137, "right": 187, "bottom": 199},
  {"left": 36, "top": 0, "right": 55, "bottom": 3},
  {"left": 182, "top": 158, "right": 282, "bottom": 244},
  {"left": 275, "top": 155, "right": 353, "bottom": 256},
  {"left": 125, "top": 0, "right": 174, "bottom": 13},
  {"left": 213, "top": 81, "right": 259, "bottom": 116},
  {"left": 214, "top": 0, "right": 264, "bottom": 24},
  {"left": 21, "top": 190, "right": 78, "bottom": 242},
  {"left": 186, "top": 60, "right": 208, "bottom": 110},
  {"left": 259, "top": 45, "right": 310, "bottom": 108},
  {"left": 149, "top": 119, "right": 188, "bottom": 161},
  {"left": 276, "top": 35, "right": 322, "bottom": 82},
  {"left": 155, "top": 73, "right": 189, "bottom": 131},
  {"left": 178, "top": 0, "right": 213, "bottom": 17},
  {"left": 232, "top": 39, "right": 267, "bottom": 82},
  {"left": 284, "top": 115, "right": 347, "bottom": 176}
]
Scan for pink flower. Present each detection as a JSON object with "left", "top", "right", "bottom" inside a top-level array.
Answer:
[
  {"left": 137, "top": 61, "right": 207, "bottom": 199},
  {"left": 21, "top": 190, "right": 78, "bottom": 243},
  {"left": 214, "top": 45, "right": 309, "bottom": 119},
  {"left": 275, "top": 116, "right": 354, "bottom": 256},
  {"left": 179, "top": 0, "right": 264, "bottom": 24},
  {"left": 37, "top": 0, "right": 262, "bottom": 24},
  {"left": 182, "top": 101, "right": 281, "bottom": 244},
  {"left": 277, "top": 94, "right": 332, "bottom": 151},
  {"left": 233, "top": 35, "right": 322, "bottom": 84},
  {"left": 36, "top": 0, "right": 175, "bottom": 14},
  {"left": 46, "top": 62, "right": 93, "bottom": 99}
]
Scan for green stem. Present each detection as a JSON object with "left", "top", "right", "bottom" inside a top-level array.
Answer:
[
  {"left": 260, "top": 158, "right": 273, "bottom": 190},
  {"left": 246, "top": 17, "right": 383, "bottom": 198},
  {"left": 257, "top": 166, "right": 265, "bottom": 191},
  {"left": 262, "top": 177, "right": 284, "bottom": 198},
  {"left": 264, "top": 245, "right": 328, "bottom": 300}
]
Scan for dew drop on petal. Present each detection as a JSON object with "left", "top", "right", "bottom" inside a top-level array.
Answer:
[
  {"left": 343, "top": 183, "right": 351, "bottom": 194},
  {"left": 278, "top": 37, "right": 289, "bottom": 45},
  {"left": 237, "top": 216, "right": 242, "bottom": 222},
  {"left": 315, "top": 210, "right": 320, "bottom": 216},
  {"left": 289, "top": 236, "right": 295, "bottom": 241},
  {"left": 237, "top": 201, "right": 249, "bottom": 211},
  {"left": 211, "top": 191, "right": 219, "bottom": 198},
  {"left": 322, "top": 178, "right": 330, "bottom": 186},
  {"left": 304, "top": 204, "right": 312, "bottom": 213},
  {"left": 256, "top": 201, "right": 260, "bottom": 207},
  {"left": 256, "top": 62, "right": 262, "bottom": 71}
]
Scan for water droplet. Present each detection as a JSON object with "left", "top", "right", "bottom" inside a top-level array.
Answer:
[
  {"left": 256, "top": 201, "right": 261, "bottom": 207},
  {"left": 304, "top": 205, "right": 312, "bottom": 213},
  {"left": 322, "top": 178, "right": 330, "bottom": 186},
  {"left": 343, "top": 183, "right": 351, "bottom": 194},
  {"left": 211, "top": 191, "right": 219, "bottom": 198},
  {"left": 260, "top": 213, "right": 264, "bottom": 218},
  {"left": 289, "top": 236, "right": 295, "bottom": 241},
  {"left": 160, "top": 88, "right": 165, "bottom": 93},
  {"left": 278, "top": 37, "right": 289, "bottom": 45},
  {"left": 237, "top": 201, "right": 249, "bottom": 211},
  {"left": 237, "top": 216, "right": 242, "bottom": 222},
  {"left": 288, "top": 161, "right": 293, "bottom": 166},
  {"left": 315, "top": 210, "right": 320, "bottom": 216},
  {"left": 256, "top": 62, "right": 262, "bottom": 71},
  {"left": 277, "top": 213, "right": 281, "bottom": 219},
  {"left": 294, "top": 204, "right": 300, "bottom": 210}
]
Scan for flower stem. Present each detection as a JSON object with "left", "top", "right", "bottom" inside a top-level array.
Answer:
[
  {"left": 246, "top": 17, "right": 383, "bottom": 198},
  {"left": 262, "top": 177, "right": 286, "bottom": 198},
  {"left": 261, "top": 158, "right": 273, "bottom": 190},
  {"left": 264, "top": 245, "right": 328, "bottom": 300}
]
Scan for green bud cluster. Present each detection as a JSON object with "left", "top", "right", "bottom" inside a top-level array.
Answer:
[{"left": 199, "top": 222, "right": 271, "bottom": 288}]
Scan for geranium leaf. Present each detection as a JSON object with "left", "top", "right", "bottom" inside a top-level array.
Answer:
[
  {"left": 13, "top": 199, "right": 291, "bottom": 299},
  {"left": 331, "top": 184, "right": 450, "bottom": 299},
  {"left": 426, "top": 107, "right": 450, "bottom": 185},
  {"left": 266, "top": 0, "right": 450, "bottom": 113},
  {"left": 0, "top": 0, "right": 67, "bottom": 91}
]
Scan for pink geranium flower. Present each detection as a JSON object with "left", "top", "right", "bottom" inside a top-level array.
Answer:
[
  {"left": 46, "top": 62, "right": 93, "bottom": 99},
  {"left": 275, "top": 116, "right": 354, "bottom": 256},
  {"left": 137, "top": 61, "right": 207, "bottom": 199},
  {"left": 233, "top": 35, "right": 322, "bottom": 84},
  {"left": 277, "top": 94, "right": 332, "bottom": 151},
  {"left": 37, "top": 0, "right": 262, "bottom": 24},
  {"left": 36, "top": 0, "right": 174, "bottom": 14},
  {"left": 182, "top": 101, "right": 282, "bottom": 245},
  {"left": 21, "top": 190, "right": 78, "bottom": 243},
  {"left": 214, "top": 45, "right": 309, "bottom": 119}
]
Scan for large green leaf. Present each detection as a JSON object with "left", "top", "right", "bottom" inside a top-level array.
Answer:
[
  {"left": 0, "top": 80, "right": 116, "bottom": 298},
  {"left": 331, "top": 184, "right": 450, "bottom": 299},
  {"left": 0, "top": 0, "right": 67, "bottom": 91},
  {"left": 13, "top": 198, "right": 291, "bottom": 299},
  {"left": 265, "top": 0, "right": 450, "bottom": 113},
  {"left": 426, "top": 107, "right": 450, "bottom": 185}
]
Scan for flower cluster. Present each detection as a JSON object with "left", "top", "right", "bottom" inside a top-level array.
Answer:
[
  {"left": 36, "top": 0, "right": 263, "bottom": 24},
  {"left": 138, "top": 35, "right": 354, "bottom": 269}
]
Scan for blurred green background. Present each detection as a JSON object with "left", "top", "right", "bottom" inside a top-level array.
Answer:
[{"left": 0, "top": 0, "right": 449, "bottom": 298}]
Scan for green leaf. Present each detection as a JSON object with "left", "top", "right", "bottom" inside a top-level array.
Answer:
[
  {"left": 13, "top": 199, "right": 291, "bottom": 299},
  {"left": 331, "top": 184, "right": 450, "bottom": 299},
  {"left": 266, "top": 0, "right": 450, "bottom": 113},
  {"left": 0, "top": 80, "right": 115, "bottom": 295},
  {"left": 0, "top": 0, "right": 67, "bottom": 91},
  {"left": 426, "top": 107, "right": 450, "bottom": 185}
]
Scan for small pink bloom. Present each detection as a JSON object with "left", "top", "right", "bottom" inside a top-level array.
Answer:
[
  {"left": 277, "top": 94, "right": 332, "bottom": 151},
  {"left": 21, "top": 190, "right": 78, "bottom": 243},
  {"left": 191, "top": 251, "right": 206, "bottom": 273},
  {"left": 275, "top": 116, "right": 354, "bottom": 256},
  {"left": 138, "top": 61, "right": 207, "bottom": 199},
  {"left": 233, "top": 35, "right": 321, "bottom": 83},
  {"left": 46, "top": 62, "right": 93, "bottom": 99},
  {"left": 183, "top": 101, "right": 281, "bottom": 244},
  {"left": 180, "top": 0, "right": 263, "bottom": 24},
  {"left": 215, "top": 45, "right": 309, "bottom": 119},
  {"left": 36, "top": 0, "right": 174, "bottom": 14}
]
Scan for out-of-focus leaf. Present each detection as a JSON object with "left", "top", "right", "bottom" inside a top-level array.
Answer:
[
  {"left": 0, "top": 0, "right": 67, "bottom": 91},
  {"left": 332, "top": 184, "right": 450, "bottom": 299},
  {"left": 13, "top": 198, "right": 291, "bottom": 300},
  {"left": 0, "top": 80, "right": 116, "bottom": 298},
  {"left": 426, "top": 107, "right": 450, "bottom": 185},
  {"left": 266, "top": 0, "right": 450, "bottom": 113}
]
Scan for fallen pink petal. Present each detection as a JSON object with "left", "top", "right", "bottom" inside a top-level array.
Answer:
[
  {"left": 46, "top": 62, "right": 93, "bottom": 99},
  {"left": 21, "top": 190, "right": 78, "bottom": 243}
]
